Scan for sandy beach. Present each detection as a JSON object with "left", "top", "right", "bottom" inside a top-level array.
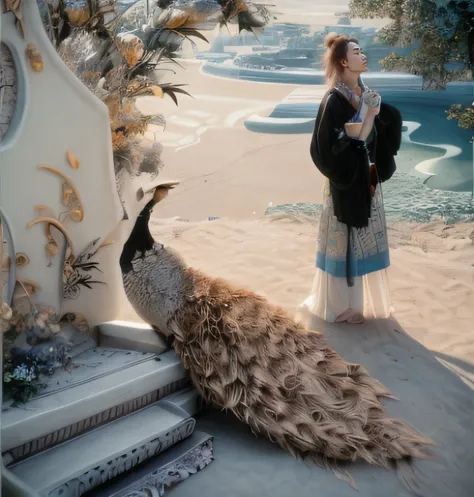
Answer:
[
  {"left": 130, "top": 61, "right": 474, "bottom": 375},
  {"left": 120, "top": 62, "right": 474, "bottom": 495},
  {"left": 143, "top": 216, "right": 474, "bottom": 374},
  {"left": 137, "top": 61, "right": 325, "bottom": 220}
]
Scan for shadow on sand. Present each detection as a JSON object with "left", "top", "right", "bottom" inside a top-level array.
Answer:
[
  {"left": 169, "top": 314, "right": 474, "bottom": 497},
  {"left": 430, "top": 351, "right": 474, "bottom": 390}
]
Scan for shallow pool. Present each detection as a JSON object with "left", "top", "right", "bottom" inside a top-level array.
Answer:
[
  {"left": 245, "top": 89, "right": 474, "bottom": 223},
  {"left": 265, "top": 171, "right": 474, "bottom": 225}
]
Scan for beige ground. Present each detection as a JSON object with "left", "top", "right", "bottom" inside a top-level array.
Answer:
[
  {"left": 147, "top": 216, "right": 474, "bottom": 371},
  {"left": 117, "top": 21, "right": 474, "bottom": 497},
  {"left": 131, "top": 61, "right": 474, "bottom": 378}
]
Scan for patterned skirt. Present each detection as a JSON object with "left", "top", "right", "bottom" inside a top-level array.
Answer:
[
  {"left": 316, "top": 180, "right": 390, "bottom": 278},
  {"left": 302, "top": 180, "right": 392, "bottom": 322}
]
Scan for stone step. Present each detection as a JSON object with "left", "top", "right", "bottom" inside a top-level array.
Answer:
[
  {"left": 90, "top": 431, "right": 214, "bottom": 497},
  {"left": 2, "top": 348, "right": 189, "bottom": 462},
  {"left": 98, "top": 320, "right": 168, "bottom": 355},
  {"left": 163, "top": 387, "right": 202, "bottom": 416},
  {"left": 8, "top": 390, "right": 200, "bottom": 497}
]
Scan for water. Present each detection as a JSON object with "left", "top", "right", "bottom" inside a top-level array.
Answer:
[
  {"left": 265, "top": 171, "right": 474, "bottom": 224},
  {"left": 246, "top": 86, "right": 474, "bottom": 223}
]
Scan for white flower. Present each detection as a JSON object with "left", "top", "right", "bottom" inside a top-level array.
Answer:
[{"left": 12, "top": 364, "right": 36, "bottom": 382}]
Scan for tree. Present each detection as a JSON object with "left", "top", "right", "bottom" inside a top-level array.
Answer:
[
  {"left": 446, "top": 103, "right": 474, "bottom": 141},
  {"left": 348, "top": 0, "right": 474, "bottom": 88}
]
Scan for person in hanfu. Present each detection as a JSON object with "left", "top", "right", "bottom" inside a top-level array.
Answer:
[{"left": 302, "top": 33, "right": 403, "bottom": 324}]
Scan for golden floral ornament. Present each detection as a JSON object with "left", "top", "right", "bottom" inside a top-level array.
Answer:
[
  {"left": 14, "top": 278, "right": 40, "bottom": 298},
  {"left": 1, "top": 256, "right": 10, "bottom": 270},
  {"left": 115, "top": 33, "right": 145, "bottom": 68},
  {"left": 25, "top": 43, "right": 43, "bottom": 73},
  {"left": 37, "top": 165, "right": 84, "bottom": 223},
  {"left": 26, "top": 216, "right": 75, "bottom": 266},
  {"left": 67, "top": 150, "right": 80, "bottom": 169},
  {"left": 31, "top": 206, "right": 61, "bottom": 265},
  {"left": 34, "top": 204, "right": 51, "bottom": 213},
  {"left": 14, "top": 252, "right": 29, "bottom": 267},
  {"left": 0, "top": 301, "right": 13, "bottom": 333},
  {"left": 45, "top": 237, "right": 59, "bottom": 266},
  {"left": 59, "top": 312, "right": 90, "bottom": 334},
  {"left": 68, "top": 208, "right": 83, "bottom": 223}
]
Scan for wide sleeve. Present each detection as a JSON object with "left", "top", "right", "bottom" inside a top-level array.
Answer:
[
  {"left": 310, "top": 93, "right": 370, "bottom": 190},
  {"left": 374, "top": 102, "right": 402, "bottom": 183},
  {"left": 310, "top": 93, "right": 372, "bottom": 228}
]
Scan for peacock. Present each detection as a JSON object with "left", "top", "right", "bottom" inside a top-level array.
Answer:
[{"left": 120, "top": 182, "right": 435, "bottom": 493}]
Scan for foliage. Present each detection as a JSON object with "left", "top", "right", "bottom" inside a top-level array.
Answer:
[
  {"left": 3, "top": 354, "right": 47, "bottom": 404},
  {"left": 349, "top": 0, "right": 474, "bottom": 88},
  {"left": 2, "top": 309, "right": 48, "bottom": 404},
  {"left": 446, "top": 103, "right": 474, "bottom": 141}
]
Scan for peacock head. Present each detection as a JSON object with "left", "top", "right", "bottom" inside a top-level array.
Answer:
[
  {"left": 117, "top": 177, "right": 180, "bottom": 251},
  {"left": 136, "top": 179, "right": 180, "bottom": 211}
]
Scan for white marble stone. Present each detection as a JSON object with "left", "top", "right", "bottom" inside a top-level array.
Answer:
[
  {"left": 0, "top": 1, "right": 123, "bottom": 322},
  {"left": 161, "top": 387, "right": 202, "bottom": 417},
  {"left": 93, "top": 431, "right": 214, "bottom": 497},
  {"left": 8, "top": 397, "right": 198, "bottom": 497},
  {"left": 2, "top": 349, "right": 187, "bottom": 452},
  {"left": 99, "top": 320, "right": 168, "bottom": 355}
]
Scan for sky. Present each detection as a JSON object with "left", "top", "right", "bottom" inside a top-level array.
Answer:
[
  {"left": 267, "top": 0, "right": 389, "bottom": 27},
  {"left": 180, "top": 0, "right": 390, "bottom": 54}
]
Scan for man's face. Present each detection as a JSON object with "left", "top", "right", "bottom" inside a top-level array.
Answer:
[{"left": 344, "top": 42, "right": 368, "bottom": 74}]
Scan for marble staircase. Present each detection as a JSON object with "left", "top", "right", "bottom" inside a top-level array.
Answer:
[{"left": 2, "top": 323, "right": 213, "bottom": 497}]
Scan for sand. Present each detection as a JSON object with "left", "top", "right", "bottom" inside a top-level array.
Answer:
[
  {"left": 137, "top": 61, "right": 324, "bottom": 221},
  {"left": 132, "top": 60, "right": 474, "bottom": 370},
  {"left": 146, "top": 216, "right": 474, "bottom": 371},
  {"left": 139, "top": 214, "right": 474, "bottom": 497},
  {"left": 121, "top": 60, "right": 474, "bottom": 496}
]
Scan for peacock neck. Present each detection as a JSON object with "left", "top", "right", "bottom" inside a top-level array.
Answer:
[{"left": 120, "top": 199, "right": 156, "bottom": 274}]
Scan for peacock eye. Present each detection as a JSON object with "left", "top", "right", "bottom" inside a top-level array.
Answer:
[{"left": 136, "top": 188, "right": 144, "bottom": 201}]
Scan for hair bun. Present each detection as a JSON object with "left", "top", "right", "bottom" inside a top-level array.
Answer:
[{"left": 324, "top": 32, "right": 339, "bottom": 49}]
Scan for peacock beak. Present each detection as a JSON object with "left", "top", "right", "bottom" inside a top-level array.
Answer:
[{"left": 136, "top": 179, "right": 180, "bottom": 205}]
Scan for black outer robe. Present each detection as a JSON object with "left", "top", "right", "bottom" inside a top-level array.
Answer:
[{"left": 310, "top": 89, "right": 402, "bottom": 229}]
